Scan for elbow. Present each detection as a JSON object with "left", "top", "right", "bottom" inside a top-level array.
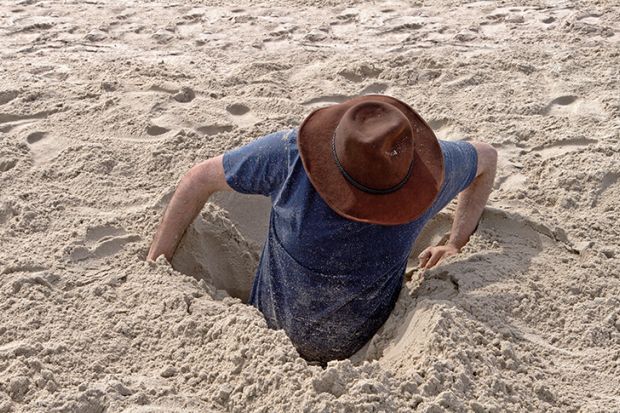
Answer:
[
  {"left": 177, "top": 157, "right": 223, "bottom": 203},
  {"left": 471, "top": 141, "right": 498, "bottom": 177}
]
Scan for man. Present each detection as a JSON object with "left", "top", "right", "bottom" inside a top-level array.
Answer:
[{"left": 148, "top": 95, "right": 497, "bottom": 363}]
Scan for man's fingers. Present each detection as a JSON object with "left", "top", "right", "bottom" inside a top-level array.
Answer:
[
  {"left": 424, "top": 250, "right": 444, "bottom": 269},
  {"left": 425, "top": 249, "right": 458, "bottom": 270},
  {"left": 418, "top": 249, "right": 431, "bottom": 268},
  {"left": 419, "top": 244, "right": 460, "bottom": 271}
]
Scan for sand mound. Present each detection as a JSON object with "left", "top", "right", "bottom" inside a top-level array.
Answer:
[{"left": 1, "top": 0, "right": 619, "bottom": 412}]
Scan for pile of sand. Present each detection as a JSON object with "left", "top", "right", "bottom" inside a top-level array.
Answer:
[{"left": 1, "top": 1, "right": 619, "bottom": 411}]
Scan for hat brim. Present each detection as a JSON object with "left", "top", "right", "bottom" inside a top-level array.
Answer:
[{"left": 298, "top": 95, "right": 444, "bottom": 226}]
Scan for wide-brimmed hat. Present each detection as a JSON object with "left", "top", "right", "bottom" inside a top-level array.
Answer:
[{"left": 298, "top": 95, "right": 444, "bottom": 225}]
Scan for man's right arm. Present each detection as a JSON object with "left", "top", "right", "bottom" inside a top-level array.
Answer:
[{"left": 147, "top": 155, "right": 232, "bottom": 262}]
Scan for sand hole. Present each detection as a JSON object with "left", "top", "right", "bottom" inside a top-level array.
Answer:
[
  {"left": 360, "top": 207, "right": 553, "bottom": 367},
  {"left": 172, "top": 192, "right": 271, "bottom": 302}
]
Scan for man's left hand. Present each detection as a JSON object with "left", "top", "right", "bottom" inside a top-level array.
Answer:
[{"left": 418, "top": 244, "right": 460, "bottom": 270}]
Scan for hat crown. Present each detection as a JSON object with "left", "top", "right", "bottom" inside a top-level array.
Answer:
[{"left": 334, "top": 101, "right": 415, "bottom": 191}]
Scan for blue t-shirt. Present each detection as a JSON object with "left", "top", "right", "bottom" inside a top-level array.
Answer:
[{"left": 223, "top": 129, "right": 477, "bottom": 363}]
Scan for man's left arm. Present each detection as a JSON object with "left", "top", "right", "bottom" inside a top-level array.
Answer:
[{"left": 418, "top": 142, "right": 497, "bottom": 269}]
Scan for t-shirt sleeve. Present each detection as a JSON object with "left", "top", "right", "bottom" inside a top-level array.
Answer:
[
  {"left": 425, "top": 140, "right": 478, "bottom": 216},
  {"left": 222, "top": 130, "right": 291, "bottom": 197}
]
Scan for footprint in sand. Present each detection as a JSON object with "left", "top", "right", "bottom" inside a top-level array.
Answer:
[
  {"left": 542, "top": 95, "right": 606, "bottom": 118},
  {"left": 360, "top": 82, "right": 388, "bottom": 95},
  {"left": 564, "top": 15, "right": 614, "bottom": 37},
  {"left": 172, "top": 87, "right": 195, "bottom": 103},
  {"left": 0, "top": 90, "right": 20, "bottom": 106},
  {"left": 226, "top": 103, "right": 257, "bottom": 128},
  {"left": 591, "top": 172, "right": 620, "bottom": 208},
  {"left": 302, "top": 83, "right": 389, "bottom": 109},
  {"left": 196, "top": 124, "right": 234, "bottom": 136},
  {"left": 0, "top": 109, "right": 58, "bottom": 125},
  {"left": 302, "top": 94, "right": 349, "bottom": 107},
  {"left": 25, "top": 131, "right": 68, "bottom": 164},
  {"left": 69, "top": 225, "right": 141, "bottom": 262},
  {"left": 226, "top": 103, "right": 250, "bottom": 116},
  {"left": 532, "top": 137, "right": 597, "bottom": 160},
  {"left": 0, "top": 106, "right": 62, "bottom": 134},
  {"left": 380, "top": 15, "right": 424, "bottom": 35},
  {"left": 426, "top": 117, "right": 465, "bottom": 140},
  {"left": 0, "top": 158, "right": 18, "bottom": 172},
  {"left": 494, "top": 143, "right": 528, "bottom": 192},
  {"left": 146, "top": 124, "right": 170, "bottom": 136},
  {"left": 338, "top": 64, "right": 383, "bottom": 83}
]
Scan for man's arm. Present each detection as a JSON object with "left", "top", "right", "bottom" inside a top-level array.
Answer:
[
  {"left": 147, "top": 155, "right": 232, "bottom": 262},
  {"left": 418, "top": 142, "right": 497, "bottom": 270}
]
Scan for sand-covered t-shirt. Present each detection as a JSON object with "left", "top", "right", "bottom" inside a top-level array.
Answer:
[{"left": 223, "top": 129, "right": 477, "bottom": 363}]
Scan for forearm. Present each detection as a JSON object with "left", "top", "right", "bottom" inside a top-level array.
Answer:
[
  {"left": 147, "top": 156, "right": 230, "bottom": 262},
  {"left": 147, "top": 173, "right": 214, "bottom": 261},
  {"left": 448, "top": 160, "right": 496, "bottom": 249}
]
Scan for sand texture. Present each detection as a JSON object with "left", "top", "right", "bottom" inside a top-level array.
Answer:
[{"left": 1, "top": 0, "right": 620, "bottom": 412}]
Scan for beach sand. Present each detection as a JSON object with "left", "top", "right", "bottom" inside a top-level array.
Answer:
[{"left": 1, "top": 1, "right": 619, "bottom": 411}]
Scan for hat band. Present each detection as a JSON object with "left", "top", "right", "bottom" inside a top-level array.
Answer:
[{"left": 331, "top": 133, "right": 414, "bottom": 195}]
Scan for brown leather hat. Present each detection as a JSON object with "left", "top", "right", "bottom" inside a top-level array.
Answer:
[{"left": 298, "top": 95, "right": 444, "bottom": 225}]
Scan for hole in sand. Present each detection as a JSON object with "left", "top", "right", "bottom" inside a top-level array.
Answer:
[
  {"left": 172, "top": 194, "right": 564, "bottom": 370},
  {"left": 172, "top": 192, "right": 271, "bottom": 303},
  {"left": 355, "top": 207, "right": 554, "bottom": 365}
]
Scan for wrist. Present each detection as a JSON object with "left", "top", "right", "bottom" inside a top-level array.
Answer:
[{"left": 446, "top": 239, "right": 464, "bottom": 251}]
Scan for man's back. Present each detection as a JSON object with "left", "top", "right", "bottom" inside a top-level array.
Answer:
[{"left": 223, "top": 129, "right": 478, "bottom": 362}]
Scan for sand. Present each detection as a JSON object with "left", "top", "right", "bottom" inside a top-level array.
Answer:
[{"left": 1, "top": 0, "right": 619, "bottom": 412}]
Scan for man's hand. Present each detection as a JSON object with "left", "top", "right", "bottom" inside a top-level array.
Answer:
[
  {"left": 418, "top": 244, "right": 459, "bottom": 270},
  {"left": 417, "top": 141, "right": 497, "bottom": 272}
]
